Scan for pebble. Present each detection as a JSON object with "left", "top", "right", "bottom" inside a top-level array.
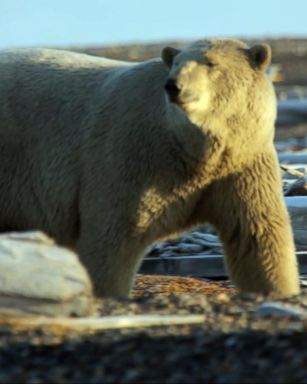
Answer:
[{"left": 255, "top": 302, "right": 307, "bottom": 318}]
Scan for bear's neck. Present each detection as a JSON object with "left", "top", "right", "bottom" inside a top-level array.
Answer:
[{"left": 163, "top": 103, "right": 228, "bottom": 189}]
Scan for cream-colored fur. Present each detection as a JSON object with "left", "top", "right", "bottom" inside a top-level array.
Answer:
[{"left": 0, "top": 39, "right": 300, "bottom": 297}]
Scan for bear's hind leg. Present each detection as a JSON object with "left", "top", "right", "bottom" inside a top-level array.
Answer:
[{"left": 77, "top": 225, "right": 144, "bottom": 297}]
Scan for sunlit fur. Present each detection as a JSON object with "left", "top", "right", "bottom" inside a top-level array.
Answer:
[{"left": 0, "top": 39, "right": 300, "bottom": 297}]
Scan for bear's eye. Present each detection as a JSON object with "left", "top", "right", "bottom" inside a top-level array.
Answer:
[{"left": 206, "top": 61, "right": 215, "bottom": 68}]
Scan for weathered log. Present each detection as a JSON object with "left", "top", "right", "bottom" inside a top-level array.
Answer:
[{"left": 0, "top": 314, "right": 206, "bottom": 332}]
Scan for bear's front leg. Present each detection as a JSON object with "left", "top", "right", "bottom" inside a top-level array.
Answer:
[{"left": 199, "top": 150, "right": 300, "bottom": 297}]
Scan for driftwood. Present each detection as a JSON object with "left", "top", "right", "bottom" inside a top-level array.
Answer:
[
  {"left": 282, "top": 165, "right": 307, "bottom": 196},
  {"left": 141, "top": 253, "right": 307, "bottom": 278},
  {"left": 0, "top": 314, "right": 206, "bottom": 332},
  {"left": 284, "top": 178, "right": 307, "bottom": 196},
  {"left": 281, "top": 165, "right": 305, "bottom": 178}
]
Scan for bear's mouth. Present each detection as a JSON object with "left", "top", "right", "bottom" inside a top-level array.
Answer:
[
  {"left": 164, "top": 78, "right": 200, "bottom": 107},
  {"left": 164, "top": 78, "right": 181, "bottom": 103},
  {"left": 172, "top": 95, "right": 200, "bottom": 109}
]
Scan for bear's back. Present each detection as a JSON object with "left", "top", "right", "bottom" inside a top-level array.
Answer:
[
  {"left": 0, "top": 48, "right": 133, "bottom": 116},
  {"left": 0, "top": 49, "right": 135, "bottom": 140},
  {"left": 0, "top": 48, "right": 130, "bottom": 71}
]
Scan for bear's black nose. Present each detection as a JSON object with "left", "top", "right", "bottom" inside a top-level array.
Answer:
[{"left": 164, "top": 78, "right": 181, "bottom": 102}]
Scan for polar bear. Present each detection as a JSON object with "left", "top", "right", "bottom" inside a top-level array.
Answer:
[{"left": 0, "top": 39, "right": 300, "bottom": 297}]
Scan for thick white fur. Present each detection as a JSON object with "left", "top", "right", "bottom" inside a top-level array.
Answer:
[{"left": 0, "top": 39, "right": 300, "bottom": 297}]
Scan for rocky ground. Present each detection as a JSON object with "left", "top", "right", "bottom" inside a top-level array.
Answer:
[
  {"left": 0, "top": 279, "right": 306, "bottom": 383},
  {"left": 0, "top": 39, "right": 306, "bottom": 383}
]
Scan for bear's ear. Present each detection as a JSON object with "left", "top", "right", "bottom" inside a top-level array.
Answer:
[
  {"left": 248, "top": 44, "right": 272, "bottom": 71},
  {"left": 161, "top": 46, "right": 180, "bottom": 68}
]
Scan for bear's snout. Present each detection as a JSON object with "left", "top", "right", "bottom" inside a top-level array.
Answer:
[{"left": 164, "top": 78, "right": 181, "bottom": 103}]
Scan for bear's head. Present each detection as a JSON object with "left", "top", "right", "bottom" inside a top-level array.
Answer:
[{"left": 161, "top": 39, "right": 276, "bottom": 143}]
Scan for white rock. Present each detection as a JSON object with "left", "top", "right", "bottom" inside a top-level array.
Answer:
[
  {"left": 255, "top": 302, "right": 307, "bottom": 318},
  {"left": 0, "top": 231, "right": 96, "bottom": 317}
]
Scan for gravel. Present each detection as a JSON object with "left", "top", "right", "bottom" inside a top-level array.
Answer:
[{"left": 0, "top": 280, "right": 306, "bottom": 383}]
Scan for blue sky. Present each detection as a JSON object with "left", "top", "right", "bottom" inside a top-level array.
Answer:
[{"left": 1, "top": 0, "right": 307, "bottom": 49}]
